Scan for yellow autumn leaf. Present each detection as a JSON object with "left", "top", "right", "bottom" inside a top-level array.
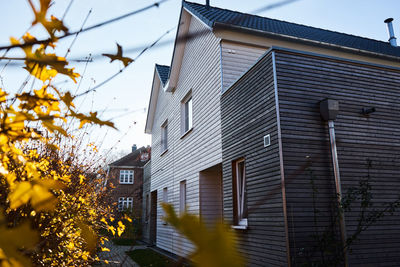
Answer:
[
  {"left": 30, "top": 184, "right": 57, "bottom": 211},
  {"left": 5, "top": 172, "right": 17, "bottom": 189},
  {"left": 162, "top": 203, "right": 244, "bottom": 267},
  {"left": 101, "top": 247, "right": 110, "bottom": 252},
  {"left": 102, "top": 43, "right": 134, "bottom": 67},
  {"left": 0, "top": 134, "right": 8, "bottom": 145},
  {"left": 79, "top": 174, "right": 85, "bottom": 184},
  {"left": 8, "top": 182, "right": 32, "bottom": 209},
  {"left": 100, "top": 217, "right": 108, "bottom": 225},
  {"left": 0, "top": 88, "right": 7, "bottom": 102},
  {"left": 30, "top": 0, "right": 68, "bottom": 38},
  {"left": 107, "top": 226, "right": 115, "bottom": 236},
  {"left": 66, "top": 242, "right": 74, "bottom": 250},
  {"left": 117, "top": 221, "right": 125, "bottom": 237},
  {"left": 0, "top": 219, "right": 38, "bottom": 267}
]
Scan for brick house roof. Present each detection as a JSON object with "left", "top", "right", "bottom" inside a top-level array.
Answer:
[{"left": 109, "top": 147, "right": 150, "bottom": 167}]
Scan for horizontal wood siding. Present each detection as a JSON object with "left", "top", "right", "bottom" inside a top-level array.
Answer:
[
  {"left": 275, "top": 51, "right": 400, "bottom": 266},
  {"left": 199, "top": 164, "right": 223, "bottom": 226},
  {"left": 150, "top": 14, "right": 222, "bottom": 257},
  {"left": 221, "top": 41, "right": 266, "bottom": 92},
  {"left": 221, "top": 52, "right": 288, "bottom": 266},
  {"left": 142, "top": 161, "right": 151, "bottom": 244}
]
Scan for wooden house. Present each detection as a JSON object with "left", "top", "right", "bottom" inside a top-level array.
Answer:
[{"left": 144, "top": 1, "right": 400, "bottom": 266}]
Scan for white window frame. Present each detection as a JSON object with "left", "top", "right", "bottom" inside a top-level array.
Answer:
[
  {"left": 161, "top": 120, "right": 168, "bottom": 153},
  {"left": 181, "top": 92, "right": 193, "bottom": 136},
  {"left": 179, "top": 180, "right": 186, "bottom": 214},
  {"left": 233, "top": 158, "right": 248, "bottom": 229},
  {"left": 119, "top": 170, "right": 134, "bottom": 184},
  {"left": 118, "top": 197, "right": 133, "bottom": 212}
]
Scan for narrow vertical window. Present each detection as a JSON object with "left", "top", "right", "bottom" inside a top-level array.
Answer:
[
  {"left": 184, "top": 97, "right": 192, "bottom": 132},
  {"left": 127, "top": 197, "right": 133, "bottom": 210},
  {"left": 163, "top": 187, "right": 168, "bottom": 203},
  {"left": 181, "top": 92, "right": 193, "bottom": 136},
  {"left": 118, "top": 197, "right": 124, "bottom": 211},
  {"left": 162, "top": 187, "right": 169, "bottom": 224},
  {"left": 233, "top": 158, "right": 247, "bottom": 228},
  {"left": 179, "top": 180, "right": 186, "bottom": 214},
  {"left": 161, "top": 120, "right": 168, "bottom": 153},
  {"left": 145, "top": 194, "right": 149, "bottom": 221}
]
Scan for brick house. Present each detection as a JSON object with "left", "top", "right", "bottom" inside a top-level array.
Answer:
[{"left": 107, "top": 145, "right": 150, "bottom": 218}]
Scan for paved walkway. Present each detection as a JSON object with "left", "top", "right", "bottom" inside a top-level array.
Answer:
[{"left": 96, "top": 241, "right": 147, "bottom": 266}]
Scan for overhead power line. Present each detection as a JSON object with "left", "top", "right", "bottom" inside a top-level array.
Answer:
[{"left": 0, "top": 0, "right": 170, "bottom": 51}]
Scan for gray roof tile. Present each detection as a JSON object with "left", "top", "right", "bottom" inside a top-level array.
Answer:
[
  {"left": 183, "top": 1, "right": 400, "bottom": 58},
  {"left": 155, "top": 64, "right": 170, "bottom": 86}
]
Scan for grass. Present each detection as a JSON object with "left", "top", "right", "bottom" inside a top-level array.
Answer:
[
  {"left": 112, "top": 238, "right": 136, "bottom": 246},
  {"left": 126, "top": 249, "right": 178, "bottom": 267}
]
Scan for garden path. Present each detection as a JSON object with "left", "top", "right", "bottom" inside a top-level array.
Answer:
[{"left": 97, "top": 241, "right": 147, "bottom": 266}]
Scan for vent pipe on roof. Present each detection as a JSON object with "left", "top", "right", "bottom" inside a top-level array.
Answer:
[
  {"left": 206, "top": 0, "right": 210, "bottom": 10},
  {"left": 132, "top": 144, "right": 137, "bottom": 152},
  {"left": 384, "top": 18, "right": 397, "bottom": 47}
]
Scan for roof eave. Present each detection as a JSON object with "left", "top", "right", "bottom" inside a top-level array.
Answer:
[
  {"left": 167, "top": 5, "right": 208, "bottom": 93},
  {"left": 145, "top": 68, "right": 161, "bottom": 134},
  {"left": 213, "top": 22, "right": 400, "bottom": 62}
]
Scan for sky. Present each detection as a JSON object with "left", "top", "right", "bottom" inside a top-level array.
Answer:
[{"left": 1, "top": 0, "right": 400, "bottom": 159}]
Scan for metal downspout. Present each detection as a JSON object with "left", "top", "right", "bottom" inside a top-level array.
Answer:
[
  {"left": 320, "top": 99, "right": 348, "bottom": 266},
  {"left": 328, "top": 120, "right": 348, "bottom": 266}
]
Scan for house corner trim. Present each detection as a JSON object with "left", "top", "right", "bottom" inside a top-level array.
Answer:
[{"left": 272, "top": 51, "right": 291, "bottom": 266}]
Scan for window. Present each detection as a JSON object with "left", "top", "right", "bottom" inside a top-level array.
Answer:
[
  {"left": 118, "top": 197, "right": 133, "bottom": 211},
  {"left": 162, "top": 187, "right": 168, "bottom": 224},
  {"left": 179, "top": 181, "right": 186, "bottom": 214},
  {"left": 145, "top": 194, "right": 149, "bottom": 221},
  {"left": 233, "top": 158, "right": 247, "bottom": 228},
  {"left": 181, "top": 92, "right": 192, "bottom": 135},
  {"left": 119, "top": 170, "right": 134, "bottom": 184},
  {"left": 161, "top": 120, "right": 168, "bottom": 153},
  {"left": 163, "top": 187, "right": 168, "bottom": 203}
]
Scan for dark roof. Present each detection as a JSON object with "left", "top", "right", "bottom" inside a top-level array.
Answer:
[
  {"left": 183, "top": 1, "right": 400, "bottom": 58},
  {"left": 155, "top": 64, "right": 170, "bottom": 86},
  {"left": 109, "top": 147, "right": 149, "bottom": 167}
]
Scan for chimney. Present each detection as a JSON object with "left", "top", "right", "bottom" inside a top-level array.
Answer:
[
  {"left": 132, "top": 144, "right": 137, "bottom": 152},
  {"left": 206, "top": 0, "right": 210, "bottom": 10},
  {"left": 384, "top": 18, "right": 397, "bottom": 47}
]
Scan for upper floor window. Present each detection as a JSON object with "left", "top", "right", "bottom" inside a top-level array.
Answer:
[
  {"left": 118, "top": 197, "right": 133, "bottom": 211},
  {"left": 161, "top": 120, "right": 168, "bottom": 153},
  {"left": 232, "top": 158, "right": 247, "bottom": 228},
  {"left": 181, "top": 92, "right": 192, "bottom": 136},
  {"left": 119, "top": 170, "right": 134, "bottom": 184}
]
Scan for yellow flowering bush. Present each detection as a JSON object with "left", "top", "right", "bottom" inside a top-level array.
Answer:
[{"left": 0, "top": 0, "right": 126, "bottom": 266}]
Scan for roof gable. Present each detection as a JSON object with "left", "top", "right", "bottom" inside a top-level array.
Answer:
[
  {"left": 109, "top": 147, "right": 149, "bottom": 167},
  {"left": 183, "top": 1, "right": 400, "bottom": 58},
  {"left": 145, "top": 66, "right": 163, "bottom": 134},
  {"left": 155, "top": 64, "right": 170, "bottom": 86}
]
